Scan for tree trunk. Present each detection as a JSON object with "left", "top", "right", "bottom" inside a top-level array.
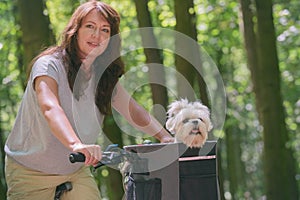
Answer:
[
  {"left": 255, "top": 1, "right": 298, "bottom": 199},
  {"left": 225, "top": 125, "right": 246, "bottom": 199},
  {"left": 133, "top": 0, "right": 169, "bottom": 126},
  {"left": 240, "top": 0, "right": 299, "bottom": 199},
  {"left": 174, "top": 0, "right": 209, "bottom": 105},
  {"left": 17, "top": 0, "right": 55, "bottom": 88},
  {"left": 102, "top": 115, "right": 124, "bottom": 200}
]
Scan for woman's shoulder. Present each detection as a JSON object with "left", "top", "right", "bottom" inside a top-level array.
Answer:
[
  {"left": 33, "top": 52, "right": 65, "bottom": 73},
  {"left": 35, "top": 52, "right": 63, "bottom": 66},
  {"left": 30, "top": 51, "right": 66, "bottom": 83}
]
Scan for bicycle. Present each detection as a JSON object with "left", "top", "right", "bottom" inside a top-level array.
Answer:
[
  {"left": 55, "top": 144, "right": 130, "bottom": 200},
  {"left": 57, "top": 141, "right": 220, "bottom": 200}
]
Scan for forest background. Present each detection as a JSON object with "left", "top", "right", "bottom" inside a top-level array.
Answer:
[{"left": 0, "top": 0, "right": 300, "bottom": 199}]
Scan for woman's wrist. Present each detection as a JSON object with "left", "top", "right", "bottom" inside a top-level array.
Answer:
[
  {"left": 154, "top": 129, "right": 174, "bottom": 143},
  {"left": 69, "top": 141, "right": 84, "bottom": 152}
]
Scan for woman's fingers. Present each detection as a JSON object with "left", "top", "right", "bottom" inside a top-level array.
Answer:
[{"left": 72, "top": 143, "right": 102, "bottom": 165}]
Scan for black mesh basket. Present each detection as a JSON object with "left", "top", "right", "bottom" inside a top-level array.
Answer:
[
  {"left": 123, "top": 141, "right": 220, "bottom": 200},
  {"left": 124, "top": 175, "right": 162, "bottom": 200}
]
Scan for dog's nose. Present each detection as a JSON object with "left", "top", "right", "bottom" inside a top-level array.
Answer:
[{"left": 192, "top": 120, "right": 198, "bottom": 125}]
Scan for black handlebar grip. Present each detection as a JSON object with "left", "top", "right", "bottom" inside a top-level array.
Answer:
[{"left": 69, "top": 152, "right": 86, "bottom": 163}]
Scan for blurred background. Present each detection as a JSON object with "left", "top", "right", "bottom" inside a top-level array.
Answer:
[{"left": 0, "top": 0, "right": 299, "bottom": 199}]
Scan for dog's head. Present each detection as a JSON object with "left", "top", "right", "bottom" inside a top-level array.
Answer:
[{"left": 166, "top": 99, "right": 213, "bottom": 148}]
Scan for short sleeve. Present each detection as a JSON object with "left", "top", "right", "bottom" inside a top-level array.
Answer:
[{"left": 30, "top": 55, "right": 61, "bottom": 87}]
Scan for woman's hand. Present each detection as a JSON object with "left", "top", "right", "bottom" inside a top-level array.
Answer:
[
  {"left": 159, "top": 135, "right": 175, "bottom": 143},
  {"left": 71, "top": 143, "right": 102, "bottom": 166},
  {"left": 154, "top": 129, "right": 175, "bottom": 143}
]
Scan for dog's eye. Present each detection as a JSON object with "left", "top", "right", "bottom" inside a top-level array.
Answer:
[
  {"left": 183, "top": 119, "right": 189, "bottom": 123},
  {"left": 168, "top": 114, "right": 174, "bottom": 118},
  {"left": 199, "top": 118, "right": 203, "bottom": 122}
]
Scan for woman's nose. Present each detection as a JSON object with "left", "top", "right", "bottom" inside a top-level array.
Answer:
[{"left": 91, "top": 28, "right": 101, "bottom": 38}]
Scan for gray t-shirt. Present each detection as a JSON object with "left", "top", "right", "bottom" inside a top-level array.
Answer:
[{"left": 5, "top": 54, "right": 103, "bottom": 174}]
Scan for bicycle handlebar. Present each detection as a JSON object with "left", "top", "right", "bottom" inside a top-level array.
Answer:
[
  {"left": 69, "top": 144, "right": 130, "bottom": 169},
  {"left": 69, "top": 143, "right": 152, "bottom": 175},
  {"left": 69, "top": 152, "right": 85, "bottom": 163}
]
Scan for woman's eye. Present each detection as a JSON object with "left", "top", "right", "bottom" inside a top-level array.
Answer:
[
  {"left": 102, "top": 28, "right": 110, "bottom": 33},
  {"left": 86, "top": 24, "right": 95, "bottom": 29}
]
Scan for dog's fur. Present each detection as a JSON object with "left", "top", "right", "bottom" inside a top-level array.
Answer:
[{"left": 166, "top": 99, "right": 213, "bottom": 148}]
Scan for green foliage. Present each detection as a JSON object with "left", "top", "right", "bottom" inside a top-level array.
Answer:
[
  {"left": 0, "top": 0, "right": 23, "bottom": 136},
  {"left": 46, "top": 0, "right": 81, "bottom": 41},
  {"left": 148, "top": 0, "right": 175, "bottom": 27},
  {"left": 274, "top": 3, "right": 300, "bottom": 172}
]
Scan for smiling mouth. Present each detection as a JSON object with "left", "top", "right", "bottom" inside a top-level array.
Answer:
[{"left": 88, "top": 42, "right": 101, "bottom": 47}]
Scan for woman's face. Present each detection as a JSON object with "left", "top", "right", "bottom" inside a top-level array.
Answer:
[{"left": 77, "top": 9, "right": 111, "bottom": 60}]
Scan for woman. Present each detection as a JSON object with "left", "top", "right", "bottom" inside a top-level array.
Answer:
[{"left": 4, "top": 1, "right": 173, "bottom": 199}]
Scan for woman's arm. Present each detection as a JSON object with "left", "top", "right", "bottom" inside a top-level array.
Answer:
[
  {"left": 34, "top": 75, "right": 102, "bottom": 165},
  {"left": 112, "top": 83, "right": 174, "bottom": 143}
]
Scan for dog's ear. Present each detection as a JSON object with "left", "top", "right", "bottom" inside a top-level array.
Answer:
[
  {"left": 165, "top": 117, "right": 176, "bottom": 134},
  {"left": 206, "top": 120, "right": 213, "bottom": 132},
  {"left": 167, "top": 98, "right": 189, "bottom": 117},
  {"left": 193, "top": 102, "right": 210, "bottom": 116},
  {"left": 166, "top": 99, "right": 189, "bottom": 134}
]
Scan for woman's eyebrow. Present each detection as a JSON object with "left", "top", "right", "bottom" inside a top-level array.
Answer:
[
  {"left": 84, "top": 21, "right": 96, "bottom": 24},
  {"left": 102, "top": 24, "right": 111, "bottom": 28},
  {"left": 84, "top": 21, "right": 111, "bottom": 27}
]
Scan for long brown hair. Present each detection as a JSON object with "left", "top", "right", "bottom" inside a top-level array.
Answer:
[{"left": 29, "top": 1, "right": 124, "bottom": 115}]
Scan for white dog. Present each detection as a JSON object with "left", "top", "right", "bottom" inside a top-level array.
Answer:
[{"left": 166, "top": 99, "right": 213, "bottom": 148}]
